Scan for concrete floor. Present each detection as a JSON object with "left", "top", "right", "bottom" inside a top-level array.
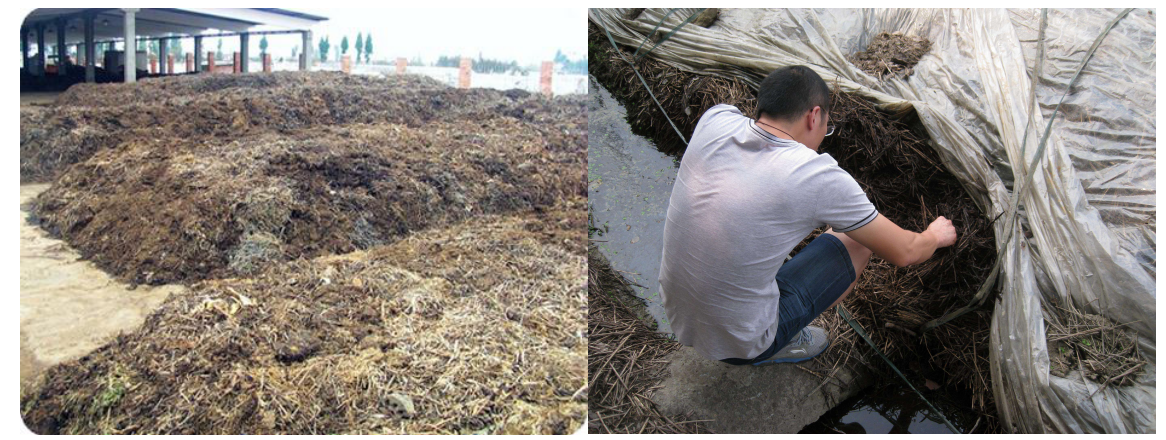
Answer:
[
  {"left": 651, "top": 347, "right": 873, "bottom": 433},
  {"left": 19, "top": 92, "right": 61, "bottom": 106},
  {"left": 19, "top": 184, "right": 182, "bottom": 395}
]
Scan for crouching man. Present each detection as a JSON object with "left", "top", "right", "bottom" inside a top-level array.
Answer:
[{"left": 658, "top": 65, "right": 957, "bottom": 365}]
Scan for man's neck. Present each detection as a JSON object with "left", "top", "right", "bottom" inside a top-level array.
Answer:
[{"left": 756, "top": 117, "right": 816, "bottom": 151}]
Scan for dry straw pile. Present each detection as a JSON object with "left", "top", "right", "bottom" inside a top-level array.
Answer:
[
  {"left": 849, "top": 32, "right": 934, "bottom": 81},
  {"left": 1047, "top": 303, "right": 1145, "bottom": 389},
  {"left": 23, "top": 215, "right": 586, "bottom": 434},
  {"left": 587, "top": 250, "right": 711, "bottom": 434}
]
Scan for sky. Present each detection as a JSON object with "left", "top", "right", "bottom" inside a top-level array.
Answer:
[{"left": 256, "top": 8, "right": 587, "bottom": 66}]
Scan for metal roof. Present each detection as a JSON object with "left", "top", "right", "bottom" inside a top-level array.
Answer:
[{"left": 22, "top": 8, "right": 327, "bottom": 44}]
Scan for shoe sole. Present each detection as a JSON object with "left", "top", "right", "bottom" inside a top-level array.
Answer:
[{"left": 751, "top": 339, "right": 830, "bottom": 366}]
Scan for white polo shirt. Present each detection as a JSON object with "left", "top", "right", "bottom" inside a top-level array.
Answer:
[{"left": 658, "top": 104, "right": 877, "bottom": 361}]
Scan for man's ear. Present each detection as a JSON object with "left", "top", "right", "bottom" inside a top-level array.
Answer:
[{"left": 805, "top": 106, "right": 822, "bottom": 131}]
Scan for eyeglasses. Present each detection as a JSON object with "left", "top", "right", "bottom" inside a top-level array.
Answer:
[{"left": 825, "top": 125, "right": 835, "bottom": 137}]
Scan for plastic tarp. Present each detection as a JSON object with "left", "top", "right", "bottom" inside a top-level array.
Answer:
[{"left": 590, "top": 8, "right": 1155, "bottom": 433}]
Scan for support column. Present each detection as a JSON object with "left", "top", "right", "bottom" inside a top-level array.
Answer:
[
  {"left": 158, "top": 38, "right": 169, "bottom": 75},
  {"left": 123, "top": 8, "right": 138, "bottom": 83},
  {"left": 193, "top": 36, "right": 203, "bottom": 73},
  {"left": 300, "top": 30, "right": 313, "bottom": 71},
  {"left": 239, "top": 33, "right": 250, "bottom": 73},
  {"left": 55, "top": 18, "right": 67, "bottom": 72},
  {"left": 36, "top": 24, "right": 46, "bottom": 77},
  {"left": 21, "top": 26, "right": 29, "bottom": 72},
  {"left": 84, "top": 13, "right": 95, "bottom": 82}
]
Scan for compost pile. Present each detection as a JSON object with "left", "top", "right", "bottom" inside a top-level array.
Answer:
[
  {"left": 29, "top": 73, "right": 586, "bottom": 285},
  {"left": 52, "top": 71, "right": 352, "bottom": 105},
  {"left": 21, "top": 72, "right": 578, "bottom": 183},
  {"left": 815, "top": 90, "right": 996, "bottom": 413},
  {"left": 34, "top": 119, "right": 584, "bottom": 285},
  {"left": 22, "top": 72, "right": 588, "bottom": 434},
  {"left": 849, "top": 32, "right": 933, "bottom": 81},
  {"left": 22, "top": 214, "right": 586, "bottom": 435},
  {"left": 590, "top": 22, "right": 999, "bottom": 424}
]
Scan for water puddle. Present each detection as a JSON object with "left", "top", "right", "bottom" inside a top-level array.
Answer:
[
  {"left": 800, "top": 382, "right": 979, "bottom": 433},
  {"left": 587, "top": 76, "right": 679, "bottom": 333}
]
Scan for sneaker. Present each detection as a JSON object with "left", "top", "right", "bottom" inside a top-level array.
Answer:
[{"left": 752, "top": 326, "right": 829, "bottom": 365}]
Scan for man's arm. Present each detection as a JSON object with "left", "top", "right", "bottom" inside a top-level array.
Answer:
[{"left": 843, "top": 214, "right": 957, "bottom": 267}]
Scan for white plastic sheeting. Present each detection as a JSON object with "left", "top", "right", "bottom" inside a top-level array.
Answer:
[{"left": 590, "top": 8, "right": 1155, "bottom": 433}]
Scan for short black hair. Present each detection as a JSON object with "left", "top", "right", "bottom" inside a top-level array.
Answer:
[{"left": 755, "top": 65, "right": 831, "bottom": 121}]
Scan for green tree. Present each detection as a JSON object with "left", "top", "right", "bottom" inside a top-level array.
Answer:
[
  {"left": 355, "top": 33, "right": 363, "bottom": 64},
  {"left": 340, "top": 35, "right": 349, "bottom": 55},
  {"left": 363, "top": 33, "right": 372, "bottom": 64},
  {"left": 436, "top": 53, "right": 518, "bottom": 73},
  {"left": 216, "top": 38, "right": 223, "bottom": 60},
  {"left": 291, "top": 45, "right": 299, "bottom": 61},
  {"left": 553, "top": 49, "right": 587, "bottom": 74},
  {"left": 259, "top": 36, "right": 268, "bottom": 55},
  {"left": 318, "top": 36, "right": 330, "bottom": 63}
]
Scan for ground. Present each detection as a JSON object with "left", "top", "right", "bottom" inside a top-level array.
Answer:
[{"left": 19, "top": 184, "right": 180, "bottom": 395}]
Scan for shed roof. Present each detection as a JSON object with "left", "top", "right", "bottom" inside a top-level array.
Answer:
[{"left": 22, "top": 8, "right": 327, "bottom": 44}]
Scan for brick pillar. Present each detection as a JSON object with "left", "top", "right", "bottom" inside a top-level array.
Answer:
[
  {"left": 263, "top": 54, "right": 272, "bottom": 73},
  {"left": 167, "top": 54, "right": 174, "bottom": 75},
  {"left": 341, "top": 55, "right": 352, "bottom": 74},
  {"left": 207, "top": 52, "right": 215, "bottom": 72},
  {"left": 149, "top": 55, "right": 157, "bottom": 74},
  {"left": 540, "top": 61, "right": 554, "bottom": 97},
  {"left": 458, "top": 57, "right": 472, "bottom": 89},
  {"left": 396, "top": 57, "right": 407, "bottom": 74},
  {"left": 186, "top": 53, "right": 194, "bottom": 72},
  {"left": 232, "top": 52, "right": 241, "bottom": 73}
]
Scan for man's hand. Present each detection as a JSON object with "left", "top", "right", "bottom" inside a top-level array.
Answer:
[
  {"left": 925, "top": 216, "right": 957, "bottom": 248},
  {"left": 845, "top": 214, "right": 957, "bottom": 267}
]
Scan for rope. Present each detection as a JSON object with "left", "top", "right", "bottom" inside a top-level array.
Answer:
[
  {"left": 837, "top": 305, "right": 962, "bottom": 433},
  {"left": 632, "top": 9, "right": 678, "bottom": 60},
  {"left": 919, "top": 8, "right": 1133, "bottom": 333},
  {"left": 635, "top": 9, "right": 708, "bottom": 62},
  {"left": 600, "top": 23, "right": 689, "bottom": 146}
]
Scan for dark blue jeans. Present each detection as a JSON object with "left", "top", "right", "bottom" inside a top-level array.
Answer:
[{"left": 721, "top": 233, "right": 856, "bottom": 365}]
